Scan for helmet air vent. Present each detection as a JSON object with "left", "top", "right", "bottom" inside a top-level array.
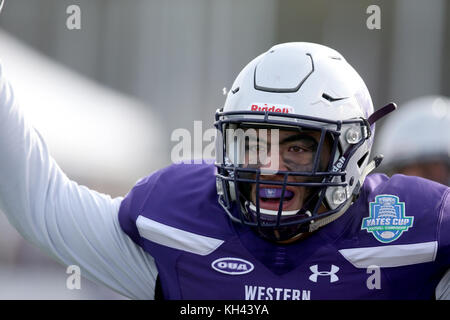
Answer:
[{"left": 322, "top": 93, "right": 346, "bottom": 103}]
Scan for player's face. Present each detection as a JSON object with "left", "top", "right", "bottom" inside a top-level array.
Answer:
[{"left": 243, "top": 128, "right": 332, "bottom": 212}]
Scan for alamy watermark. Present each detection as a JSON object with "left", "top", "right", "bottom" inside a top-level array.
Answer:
[
  {"left": 66, "top": 264, "right": 81, "bottom": 290},
  {"left": 170, "top": 121, "right": 280, "bottom": 174},
  {"left": 66, "top": 5, "right": 81, "bottom": 30},
  {"left": 366, "top": 5, "right": 381, "bottom": 30},
  {"left": 366, "top": 265, "right": 381, "bottom": 290}
]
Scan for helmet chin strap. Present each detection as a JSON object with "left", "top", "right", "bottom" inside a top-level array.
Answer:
[
  {"left": 306, "top": 196, "right": 352, "bottom": 233},
  {"left": 353, "top": 154, "right": 384, "bottom": 196}
]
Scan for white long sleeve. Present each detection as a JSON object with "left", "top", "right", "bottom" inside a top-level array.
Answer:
[{"left": 0, "top": 63, "right": 158, "bottom": 299}]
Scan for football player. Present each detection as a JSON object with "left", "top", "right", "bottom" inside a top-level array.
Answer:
[
  {"left": 0, "top": 42, "right": 448, "bottom": 300},
  {"left": 375, "top": 96, "right": 450, "bottom": 186}
]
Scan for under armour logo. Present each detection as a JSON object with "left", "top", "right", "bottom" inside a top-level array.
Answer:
[{"left": 309, "top": 264, "right": 340, "bottom": 283}]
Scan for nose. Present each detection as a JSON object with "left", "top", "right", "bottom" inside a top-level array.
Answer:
[{"left": 259, "top": 149, "right": 288, "bottom": 173}]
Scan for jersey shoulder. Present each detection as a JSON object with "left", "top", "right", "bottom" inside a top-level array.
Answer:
[
  {"left": 358, "top": 173, "right": 449, "bottom": 259},
  {"left": 118, "top": 162, "right": 232, "bottom": 248},
  {"left": 362, "top": 173, "right": 448, "bottom": 225},
  {"left": 337, "top": 173, "right": 449, "bottom": 272},
  {"left": 363, "top": 173, "right": 448, "bottom": 198}
]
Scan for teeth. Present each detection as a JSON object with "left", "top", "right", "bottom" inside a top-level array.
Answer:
[{"left": 259, "top": 188, "right": 294, "bottom": 199}]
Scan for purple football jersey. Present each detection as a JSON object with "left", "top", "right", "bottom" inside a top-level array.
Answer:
[{"left": 119, "top": 163, "right": 450, "bottom": 300}]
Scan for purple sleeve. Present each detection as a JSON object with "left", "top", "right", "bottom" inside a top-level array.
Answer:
[{"left": 118, "top": 172, "right": 162, "bottom": 245}]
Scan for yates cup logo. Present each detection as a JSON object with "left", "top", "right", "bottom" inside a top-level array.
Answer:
[{"left": 362, "top": 195, "right": 413, "bottom": 243}]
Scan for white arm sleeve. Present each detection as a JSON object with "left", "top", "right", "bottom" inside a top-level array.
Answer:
[
  {"left": 436, "top": 269, "right": 450, "bottom": 300},
  {"left": 0, "top": 64, "right": 157, "bottom": 300}
]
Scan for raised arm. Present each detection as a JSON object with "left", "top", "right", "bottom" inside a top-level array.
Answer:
[{"left": 0, "top": 63, "right": 157, "bottom": 299}]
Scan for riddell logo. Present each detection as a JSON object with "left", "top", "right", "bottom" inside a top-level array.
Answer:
[
  {"left": 250, "top": 103, "right": 295, "bottom": 114},
  {"left": 332, "top": 156, "right": 346, "bottom": 172}
]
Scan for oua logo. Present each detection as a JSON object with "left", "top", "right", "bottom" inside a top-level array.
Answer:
[{"left": 211, "top": 257, "right": 254, "bottom": 275}]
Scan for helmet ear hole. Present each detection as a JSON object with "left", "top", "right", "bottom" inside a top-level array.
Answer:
[{"left": 357, "top": 152, "right": 369, "bottom": 168}]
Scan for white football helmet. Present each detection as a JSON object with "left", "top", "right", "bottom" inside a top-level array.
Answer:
[
  {"left": 375, "top": 95, "right": 450, "bottom": 184},
  {"left": 215, "top": 42, "right": 395, "bottom": 241}
]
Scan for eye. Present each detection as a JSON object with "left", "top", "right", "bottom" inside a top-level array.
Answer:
[
  {"left": 248, "top": 144, "right": 265, "bottom": 153},
  {"left": 288, "top": 145, "right": 306, "bottom": 153}
]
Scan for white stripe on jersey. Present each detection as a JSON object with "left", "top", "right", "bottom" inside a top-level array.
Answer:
[
  {"left": 137, "top": 215, "right": 224, "bottom": 255},
  {"left": 338, "top": 241, "right": 437, "bottom": 268}
]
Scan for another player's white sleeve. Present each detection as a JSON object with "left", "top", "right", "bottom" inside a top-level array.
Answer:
[
  {"left": 436, "top": 269, "right": 450, "bottom": 300},
  {"left": 0, "top": 64, "right": 157, "bottom": 299}
]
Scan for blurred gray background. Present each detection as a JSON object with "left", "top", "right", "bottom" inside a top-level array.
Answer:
[{"left": 0, "top": 0, "right": 448, "bottom": 299}]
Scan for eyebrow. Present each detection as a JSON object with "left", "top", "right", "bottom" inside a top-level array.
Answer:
[
  {"left": 279, "top": 133, "right": 318, "bottom": 146},
  {"left": 245, "top": 132, "right": 319, "bottom": 146}
]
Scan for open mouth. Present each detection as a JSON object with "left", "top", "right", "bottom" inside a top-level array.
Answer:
[
  {"left": 257, "top": 187, "right": 297, "bottom": 211},
  {"left": 260, "top": 187, "right": 294, "bottom": 202}
]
